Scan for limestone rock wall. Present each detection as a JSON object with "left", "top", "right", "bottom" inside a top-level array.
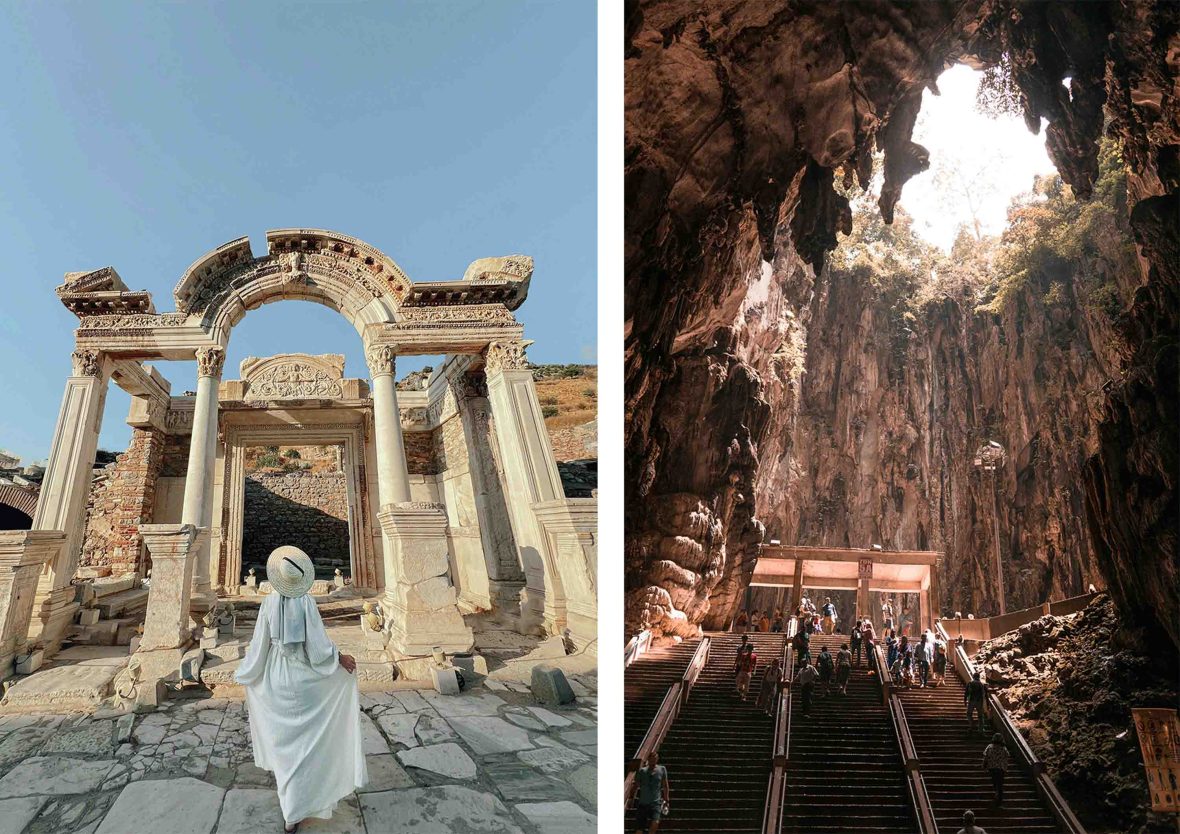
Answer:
[
  {"left": 241, "top": 471, "right": 350, "bottom": 576},
  {"left": 761, "top": 261, "right": 1120, "bottom": 619},
  {"left": 625, "top": 0, "right": 1178, "bottom": 646}
]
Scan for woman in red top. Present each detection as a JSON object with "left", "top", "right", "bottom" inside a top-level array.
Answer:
[{"left": 735, "top": 645, "right": 758, "bottom": 700}]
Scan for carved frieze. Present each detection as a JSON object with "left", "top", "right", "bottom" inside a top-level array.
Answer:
[
  {"left": 396, "top": 304, "right": 516, "bottom": 325},
  {"left": 484, "top": 341, "right": 531, "bottom": 374},
  {"left": 77, "top": 312, "right": 188, "bottom": 331},
  {"left": 244, "top": 363, "right": 342, "bottom": 401},
  {"left": 195, "top": 346, "right": 226, "bottom": 379}
]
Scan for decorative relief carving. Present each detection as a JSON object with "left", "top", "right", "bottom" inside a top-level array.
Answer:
[
  {"left": 400, "top": 407, "right": 429, "bottom": 429},
  {"left": 243, "top": 359, "right": 344, "bottom": 401},
  {"left": 484, "top": 341, "right": 530, "bottom": 374},
  {"left": 195, "top": 346, "right": 226, "bottom": 379},
  {"left": 71, "top": 349, "right": 103, "bottom": 377},
  {"left": 365, "top": 344, "right": 397, "bottom": 378},
  {"left": 397, "top": 304, "right": 516, "bottom": 325},
  {"left": 279, "top": 251, "right": 308, "bottom": 285},
  {"left": 78, "top": 312, "right": 188, "bottom": 331},
  {"left": 449, "top": 370, "right": 488, "bottom": 401},
  {"left": 165, "top": 408, "right": 194, "bottom": 434}
]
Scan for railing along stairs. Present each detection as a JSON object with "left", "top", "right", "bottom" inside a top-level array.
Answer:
[
  {"left": 623, "top": 635, "right": 711, "bottom": 808},
  {"left": 935, "top": 622, "right": 1086, "bottom": 834}
]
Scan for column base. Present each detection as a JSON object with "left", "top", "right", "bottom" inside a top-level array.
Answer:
[
  {"left": 0, "top": 531, "right": 67, "bottom": 677},
  {"left": 27, "top": 587, "right": 78, "bottom": 659},
  {"left": 378, "top": 503, "right": 474, "bottom": 656}
]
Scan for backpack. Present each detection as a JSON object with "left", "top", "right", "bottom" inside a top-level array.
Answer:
[{"left": 967, "top": 679, "right": 986, "bottom": 702}]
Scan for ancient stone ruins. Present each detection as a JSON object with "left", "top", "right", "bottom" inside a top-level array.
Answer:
[{"left": 0, "top": 229, "right": 597, "bottom": 698}]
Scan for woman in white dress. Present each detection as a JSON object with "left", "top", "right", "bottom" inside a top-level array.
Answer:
[{"left": 235, "top": 546, "right": 368, "bottom": 832}]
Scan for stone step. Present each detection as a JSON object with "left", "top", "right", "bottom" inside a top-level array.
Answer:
[
  {"left": 95, "top": 588, "right": 149, "bottom": 619},
  {"left": 68, "top": 617, "right": 139, "bottom": 646}
]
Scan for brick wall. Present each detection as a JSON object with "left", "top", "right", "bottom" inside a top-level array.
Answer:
[
  {"left": 79, "top": 427, "right": 165, "bottom": 575},
  {"left": 404, "top": 430, "right": 438, "bottom": 475},
  {"left": 241, "top": 471, "right": 350, "bottom": 577}
]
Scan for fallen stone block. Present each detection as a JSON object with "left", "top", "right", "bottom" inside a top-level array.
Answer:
[
  {"left": 451, "top": 653, "right": 488, "bottom": 678},
  {"left": 14, "top": 649, "right": 43, "bottom": 675},
  {"left": 78, "top": 608, "right": 101, "bottom": 626},
  {"left": 432, "top": 666, "right": 461, "bottom": 695},
  {"left": 531, "top": 664, "right": 576, "bottom": 705}
]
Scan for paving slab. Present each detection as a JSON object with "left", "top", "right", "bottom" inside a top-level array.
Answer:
[
  {"left": 0, "top": 757, "right": 116, "bottom": 798},
  {"left": 423, "top": 691, "right": 505, "bottom": 717},
  {"left": 413, "top": 712, "right": 456, "bottom": 745},
  {"left": 515, "top": 800, "right": 596, "bottom": 833},
  {"left": 359, "top": 713, "right": 389, "bottom": 755},
  {"left": 447, "top": 717, "right": 534, "bottom": 755},
  {"left": 567, "top": 764, "right": 596, "bottom": 804},
  {"left": 356, "top": 753, "right": 416, "bottom": 792},
  {"left": 397, "top": 742, "right": 477, "bottom": 780},
  {"left": 0, "top": 796, "right": 46, "bottom": 834},
  {"left": 299, "top": 794, "right": 364, "bottom": 833},
  {"left": 96, "top": 776, "right": 225, "bottom": 834},
  {"left": 517, "top": 743, "right": 590, "bottom": 775},
  {"left": 483, "top": 761, "right": 573, "bottom": 802},
  {"left": 214, "top": 788, "right": 282, "bottom": 833},
  {"left": 527, "top": 707, "right": 572, "bottom": 728},
  {"left": 376, "top": 712, "right": 419, "bottom": 749},
  {"left": 359, "top": 785, "right": 522, "bottom": 833}
]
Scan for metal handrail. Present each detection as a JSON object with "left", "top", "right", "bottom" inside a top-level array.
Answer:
[
  {"left": 624, "top": 629, "right": 653, "bottom": 667},
  {"left": 679, "top": 637, "right": 710, "bottom": 706},
  {"left": 762, "top": 643, "right": 794, "bottom": 834},
  {"left": 625, "top": 680, "right": 683, "bottom": 808},
  {"left": 872, "top": 644, "right": 939, "bottom": 834},
  {"left": 941, "top": 625, "right": 1087, "bottom": 834}
]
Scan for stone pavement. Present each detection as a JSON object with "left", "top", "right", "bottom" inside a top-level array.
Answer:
[{"left": 0, "top": 675, "right": 597, "bottom": 833}]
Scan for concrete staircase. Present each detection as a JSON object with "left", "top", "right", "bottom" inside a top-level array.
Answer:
[
  {"left": 632, "top": 631, "right": 785, "bottom": 832},
  {"left": 624, "top": 636, "right": 702, "bottom": 764},
  {"left": 899, "top": 671, "right": 1061, "bottom": 834},
  {"left": 780, "top": 634, "right": 915, "bottom": 833}
]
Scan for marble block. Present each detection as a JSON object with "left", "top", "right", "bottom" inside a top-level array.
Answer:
[
  {"left": 431, "top": 666, "right": 460, "bottom": 695},
  {"left": 13, "top": 649, "right": 43, "bottom": 675},
  {"left": 78, "top": 608, "right": 100, "bottom": 626}
]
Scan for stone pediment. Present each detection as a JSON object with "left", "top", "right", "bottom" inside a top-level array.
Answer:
[{"left": 239, "top": 354, "right": 346, "bottom": 401}]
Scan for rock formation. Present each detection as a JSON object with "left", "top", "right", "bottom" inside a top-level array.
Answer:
[
  {"left": 975, "top": 595, "right": 1178, "bottom": 833},
  {"left": 625, "top": 1, "right": 1178, "bottom": 645}
]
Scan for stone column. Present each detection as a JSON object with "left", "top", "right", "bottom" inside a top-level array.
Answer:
[
  {"left": 28, "top": 349, "right": 110, "bottom": 652},
  {"left": 448, "top": 366, "right": 525, "bottom": 619},
  {"left": 0, "top": 531, "right": 65, "bottom": 677},
  {"left": 136, "top": 524, "right": 198, "bottom": 680},
  {"left": 367, "top": 345, "right": 471, "bottom": 656},
  {"left": 483, "top": 340, "right": 567, "bottom": 634},
  {"left": 182, "top": 346, "right": 224, "bottom": 614},
  {"left": 365, "top": 345, "right": 411, "bottom": 505}
]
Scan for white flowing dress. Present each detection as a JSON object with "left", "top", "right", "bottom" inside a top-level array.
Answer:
[{"left": 234, "top": 592, "right": 368, "bottom": 824}]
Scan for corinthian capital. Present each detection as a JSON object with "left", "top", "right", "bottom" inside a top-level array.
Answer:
[
  {"left": 484, "top": 341, "right": 531, "bottom": 375},
  {"left": 194, "top": 346, "right": 226, "bottom": 379},
  {"left": 71, "top": 349, "right": 103, "bottom": 377},
  {"left": 365, "top": 344, "right": 397, "bottom": 378}
]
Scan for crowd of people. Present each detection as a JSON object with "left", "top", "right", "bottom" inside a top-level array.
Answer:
[{"left": 630, "top": 595, "right": 1011, "bottom": 834}]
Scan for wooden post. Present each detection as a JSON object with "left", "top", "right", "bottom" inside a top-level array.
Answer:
[{"left": 790, "top": 558, "right": 804, "bottom": 613}]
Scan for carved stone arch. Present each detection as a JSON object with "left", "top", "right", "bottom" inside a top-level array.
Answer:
[
  {"left": 172, "top": 229, "right": 415, "bottom": 342},
  {"left": 0, "top": 484, "right": 38, "bottom": 529}
]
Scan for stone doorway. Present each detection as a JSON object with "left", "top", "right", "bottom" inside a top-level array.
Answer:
[{"left": 240, "top": 443, "right": 351, "bottom": 581}]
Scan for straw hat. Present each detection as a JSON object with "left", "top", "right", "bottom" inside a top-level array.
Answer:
[{"left": 266, "top": 546, "right": 315, "bottom": 598}]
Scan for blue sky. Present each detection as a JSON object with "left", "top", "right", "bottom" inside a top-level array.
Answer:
[{"left": 0, "top": 1, "right": 596, "bottom": 463}]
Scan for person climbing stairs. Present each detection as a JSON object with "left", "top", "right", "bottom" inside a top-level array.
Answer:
[
  {"left": 779, "top": 633, "right": 916, "bottom": 833},
  {"left": 625, "top": 636, "right": 703, "bottom": 764},
  {"left": 628, "top": 631, "right": 786, "bottom": 832},
  {"left": 898, "top": 667, "right": 1062, "bottom": 834}
]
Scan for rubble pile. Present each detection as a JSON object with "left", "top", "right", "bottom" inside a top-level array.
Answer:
[{"left": 976, "top": 594, "right": 1178, "bottom": 833}]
